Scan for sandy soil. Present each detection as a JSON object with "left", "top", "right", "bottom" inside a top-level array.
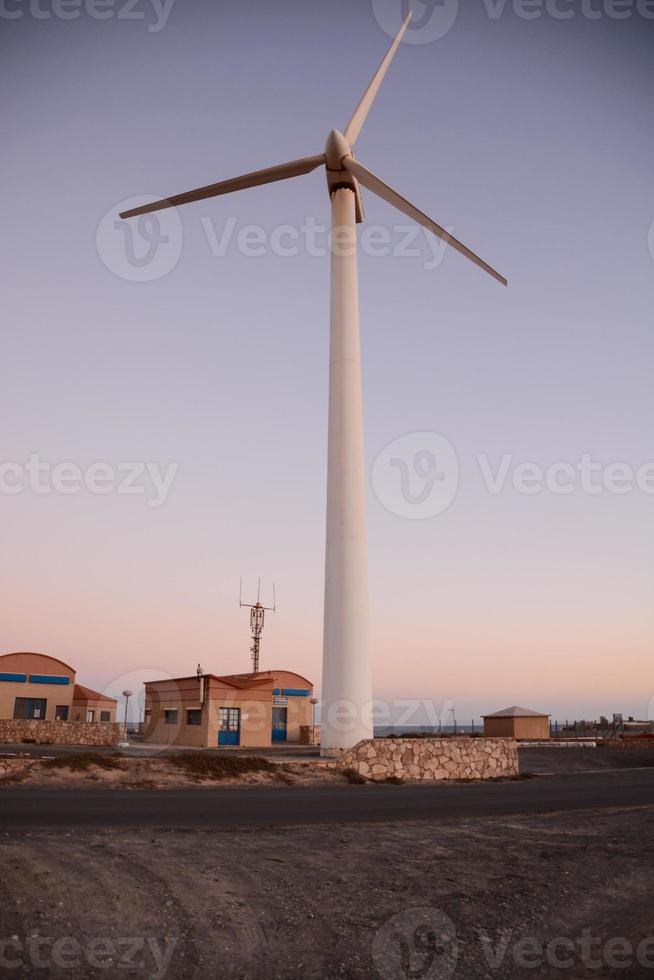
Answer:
[
  {"left": 1, "top": 806, "right": 653, "bottom": 979},
  {"left": 0, "top": 753, "right": 349, "bottom": 790}
]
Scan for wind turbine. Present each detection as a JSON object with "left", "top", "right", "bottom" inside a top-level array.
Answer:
[{"left": 119, "top": 12, "right": 507, "bottom": 753}]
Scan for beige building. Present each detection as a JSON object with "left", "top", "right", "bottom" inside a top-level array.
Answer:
[
  {"left": 0, "top": 652, "right": 117, "bottom": 725},
  {"left": 144, "top": 669, "right": 314, "bottom": 748},
  {"left": 483, "top": 705, "right": 550, "bottom": 740}
]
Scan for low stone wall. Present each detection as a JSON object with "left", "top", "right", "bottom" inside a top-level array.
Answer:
[
  {"left": 322, "top": 737, "right": 518, "bottom": 781},
  {"left": 0, "top": 719, "right": 123, "bottom": 746}
]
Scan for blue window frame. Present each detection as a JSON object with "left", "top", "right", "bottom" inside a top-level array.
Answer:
[
  {"left": 29, "top": 674, "right": 70, "bottom": 685},
  {"left": 281, "top": 688, "right": 310, "bottom": 697},
  {"left": 0, "top": 672, "right": 27, "bottom": 683}
]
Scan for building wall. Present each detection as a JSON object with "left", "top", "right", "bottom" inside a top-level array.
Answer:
[
  {"left": 484, "top": 716, "right": 550, "bottom": 740},
  {"left": 204, "top": 680, "right": 274, "bottom": 749},
  {"left": 0, "top": 653, "right": 76, "bottom": 722},
  {"left": 267, "top": 670, "right": 313, "bottom": 743},
  {"left": 143, "top": 677, "right": 210, "bottom": 747},
  {"left": 72, "top": 698, "right": 117, "bottom": 724}
]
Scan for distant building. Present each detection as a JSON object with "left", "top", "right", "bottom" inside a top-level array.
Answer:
[
  {"left": 143, "top": 669, "right": 313, "bottom": 748},
  {"left": 483, "top": 705, "right": 550, "bottom": 740},
  {"left": 0, "top": 652, "right": 117, "bottom": 724}
]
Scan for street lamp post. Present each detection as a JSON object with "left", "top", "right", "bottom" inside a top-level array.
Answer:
[{"left": 120, "top": 689, "right": 133, "bottom": 747}]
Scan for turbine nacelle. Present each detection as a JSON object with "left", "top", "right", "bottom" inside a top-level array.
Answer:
[{"left": 324, "top": 129, "right": 365, "bottom": 223}]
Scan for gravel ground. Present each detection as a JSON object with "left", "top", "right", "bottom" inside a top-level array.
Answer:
[
  {"left": 519, "top": 747, "right": 654, "bottom": 774},
  {"left": 1, "top": 806, "right": 653, "bottom": 979}
]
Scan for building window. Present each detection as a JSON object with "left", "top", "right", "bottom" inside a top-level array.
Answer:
[
  {"left": 164, "top": 709, "right": 178, "bottom": 725},
  {"left": 14, "top": 698, "right": 47, "bottom": 720},
  {"left": 186, "top": 709, "right": 201, "bottom": 726},
  {"left": 100, "top": 711, "right": 111, "bottom": 722},
  {"left": 87, "top": 709, "right": 95, "bottom": 722},
  {"left": 55, "top": 705, "right": 69, "bottom": 722}
]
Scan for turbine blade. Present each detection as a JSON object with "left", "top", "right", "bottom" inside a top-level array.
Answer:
[
  {"left": 119, "top": 154, "right": 326, "bottom": 219},
  {"left": 343, "top": 11, "right": 411, "bottom": 146},
  {"left": 344, "top": 158, "right": 507, "bottom": 286}
]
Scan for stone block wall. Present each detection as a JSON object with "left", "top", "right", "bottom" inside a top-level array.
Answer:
[
  {"left": 322, "top": 737, "right": 518, "bottom": 781},
  {"left": 0, "top": 719, "right": 123, "bottom": 746},
  {"left": 298, "top": 725, "right": 321, "bottom": 745}
]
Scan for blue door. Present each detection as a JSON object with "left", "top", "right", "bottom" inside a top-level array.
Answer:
[
  {"left": 271, "top": 707, "right": 287, "bottom": 742},
  {"left": 218, "top": 707, "right": 240, "bottom": 745}
]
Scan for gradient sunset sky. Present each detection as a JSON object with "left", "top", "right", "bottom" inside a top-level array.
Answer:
[{"left": 2, "top": 0, "right": 652, "bottom": 724}]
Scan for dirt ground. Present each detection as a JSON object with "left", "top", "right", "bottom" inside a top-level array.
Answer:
[{"left": 1, "top": 806, "right": 653, "bottom": 980}]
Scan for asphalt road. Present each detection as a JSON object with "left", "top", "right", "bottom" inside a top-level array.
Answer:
[{"left": 1, "top": 769, "right": 652, "bottom": 828}]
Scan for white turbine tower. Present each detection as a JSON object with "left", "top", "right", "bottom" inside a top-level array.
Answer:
[{"left": 119, "top": 13, "right": 506, "bottom": 753}]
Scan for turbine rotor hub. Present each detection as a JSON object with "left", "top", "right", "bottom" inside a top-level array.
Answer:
[{"left": 325, "top": 129, "right": 352, "bottom": 171}]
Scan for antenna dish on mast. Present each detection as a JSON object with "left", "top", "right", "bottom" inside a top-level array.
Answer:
[{"left": 239, "top": 577, "right": 276, "bottom": 673}]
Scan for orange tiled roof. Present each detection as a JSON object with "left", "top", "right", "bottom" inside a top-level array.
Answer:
[{"left": 72, "top": 684, "right": 117, "bottom": 705}]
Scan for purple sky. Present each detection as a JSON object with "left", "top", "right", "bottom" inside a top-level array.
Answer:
[{"left": 2, "top": 0, "right": 653, "bottom": 724}]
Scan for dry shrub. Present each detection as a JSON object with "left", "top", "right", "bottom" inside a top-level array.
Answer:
[
  {"left": 342, "top": 768, "right": 367, "bottom": 784},
  {"left": 43, "top": 753, "right": 125, "bottom": 772},
  {"left": 166, "top": 752, "right": 277, "bottom": 781}
]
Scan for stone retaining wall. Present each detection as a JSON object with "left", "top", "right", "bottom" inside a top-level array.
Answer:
[
  {"left": 322, "top": 737, "right": 518, "bottom": 781},
  {"left": 0, "top": 719, "right": 123, "bottom": 746}
]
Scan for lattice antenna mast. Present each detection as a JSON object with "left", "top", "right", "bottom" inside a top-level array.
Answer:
[{"left": 239, "top": 577, "right": 276, "bottom": 673}]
